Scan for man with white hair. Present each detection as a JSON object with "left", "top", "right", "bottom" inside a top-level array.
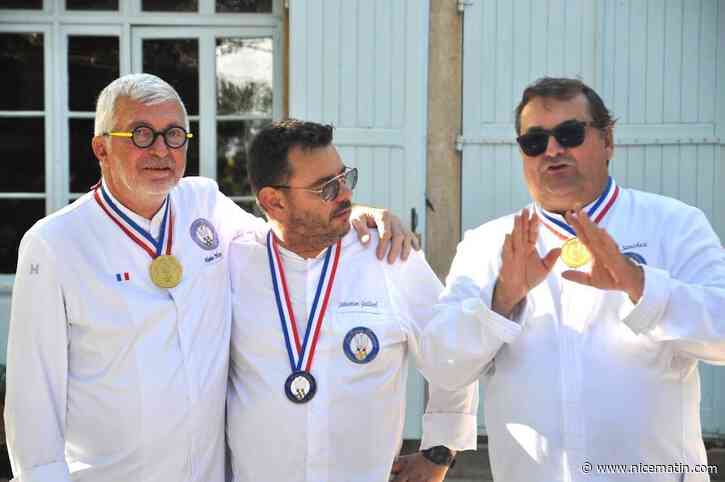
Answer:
[{"left": 4, "top": 73, "right": 414, "bottom": 482}]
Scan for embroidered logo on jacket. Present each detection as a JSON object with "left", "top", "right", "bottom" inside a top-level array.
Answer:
[
  {"left": 190, "top": 218, "right": 219, "bottom": 251},
  {"left": 343, "top": 326, "right": 380, "bottom": 364},
  {"left": 622, "top": 252, "right": 647, "bottom": 265}
]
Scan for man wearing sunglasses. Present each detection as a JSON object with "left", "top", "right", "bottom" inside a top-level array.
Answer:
[
  {"left": 423, "top": 77, "right": 725, "bottom": 481},
  {"left": 4, "top": 74, "right": 418, "bottom": 482},
  {"left": 225, "top": 119, "right": 477, "bottom": 482}
]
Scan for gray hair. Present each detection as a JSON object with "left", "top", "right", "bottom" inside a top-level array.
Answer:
[{"left": 94, "top": 73, "right": 189, "bottom": 136}]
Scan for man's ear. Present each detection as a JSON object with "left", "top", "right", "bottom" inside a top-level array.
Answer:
[
  {"left": 258, "top": 187, "right": 286, "bottom": 218},
  {"left": 91, "top": 136, "right": 108, "bottom": 163},
  {"left": 602, "top": 125, "right": 614, "bottom": 157}
]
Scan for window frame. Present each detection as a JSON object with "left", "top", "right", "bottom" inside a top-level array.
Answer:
[
  {"left": 61, "top": 24, "right": 126, "bottom": 202},
  {"left": 0, "top": 0, "right": 283, "bottom": 282},
  {"left": 0, "top": 24, "right": 55, "bottom": 289},
  {"left": 132, "top": 26, "right": 280, "bottom": 204}
]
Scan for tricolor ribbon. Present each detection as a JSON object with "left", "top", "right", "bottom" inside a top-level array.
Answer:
[
  {"left": 94, "top": 184, "right": 174, "bottom": 259},
  {"left": 267, "top": 231, "right": 341, "bottom": 372},
  {"left": 536, "top": 176, "right": 619, "bottom": 240}
]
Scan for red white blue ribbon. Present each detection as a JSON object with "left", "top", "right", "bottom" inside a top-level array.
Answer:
[
  {"left": 536, "top": 176, "right": 619, "bottom": 240},
  {"left": 267, "top": 231, "right": 341, "bottom": 372},
  {"left": 94, "top": 184, "right": 174, "bottom": 259}
]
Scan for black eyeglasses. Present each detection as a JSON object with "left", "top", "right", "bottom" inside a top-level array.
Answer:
[
  {"left": 103, "top": 125, "right": 193, "bottom": 149},
  {"left": 516, "top": 119, "right": 595, "bottom": 157},
  {"left": 272, "top": 167, "right": 358, "bottom": 202}
]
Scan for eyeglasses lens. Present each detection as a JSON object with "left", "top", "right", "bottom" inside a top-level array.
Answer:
[
  {"left": 321, "top": 168, "right": 358, "bottom": 202},
  {"left": 165, "top": 127, "right": 187, "bottom": 148},
  {"left": 132, "top": 127, "right": 155, "bottom": 148},
  {"left": 132, "top": 126, "right": 188, "bottom": 149},
  {"left": 555, "top": 122, "right": 586, "bottom": 148},
  {"left": 517, "top": 121, "right": 587, "bottom": 156}
]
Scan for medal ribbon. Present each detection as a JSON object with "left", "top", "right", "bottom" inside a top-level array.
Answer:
[
  {"left": 536, "top": 176, "right": 619, "bottom": 240},
  {"left": 267, "top": 231, "right": 341, "bottom": 372},
  {"left": 94, "top": 184, "right": 174, "bottom": 259}
]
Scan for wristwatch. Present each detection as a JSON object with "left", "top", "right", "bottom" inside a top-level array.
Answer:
[{"left": 421, "top": 445, "right": 456, "bottom": 467}]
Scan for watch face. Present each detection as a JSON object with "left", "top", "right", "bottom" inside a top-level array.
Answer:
[{"left": 423, "top": 446, "right": 454, "bottom": 466}]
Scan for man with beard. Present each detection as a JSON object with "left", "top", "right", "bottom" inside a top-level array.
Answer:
[
  {"left": 4, "top": 74, "right": 416, "bottom": 482},
  {"left": 226, "top": 120, "right": 478, "bottom": 482},
  {"left": 422, "top": 77, "right": 725, "bottom": 481}
]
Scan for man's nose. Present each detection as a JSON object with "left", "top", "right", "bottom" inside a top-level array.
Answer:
[
  {"left": 336, "top": 178, "right": 353, "bottom": 201},
  {"left": 544, "top": 134, "right": 565, "bottom": 158},
  {"left": 148, "top": 133, "right": 170, "bottom": 156}
]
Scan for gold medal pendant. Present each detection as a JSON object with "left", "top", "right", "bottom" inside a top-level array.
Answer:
[
  {"left": 561, "top": 238, "right": 591, "bottom": 269},
  {"left": 149, "top": 255, "right": 183, "bottom": 288}
]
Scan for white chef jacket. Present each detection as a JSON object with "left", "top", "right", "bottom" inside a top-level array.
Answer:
[
  {"left": 5, "top": 177, "right": 263, "bottom": 482},
  {"left": 227, "top": 229, "right": 478, "bottom": 482},
  {"left": 423, "top": 184, "right": 725, "bottom": 482}
]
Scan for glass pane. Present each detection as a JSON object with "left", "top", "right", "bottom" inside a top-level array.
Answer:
[
  {"left": 0, "top": 117, "right": 44, "bottom": 192},
  {"left": 143, "top": 39, "right": 199, "bottom": 115},
  {"left": 66, "top": 0, "right": 118, "bottom": 9},
  {"left": 69, "top": 119, "right": 99, "bottom": 193},
  {"left": 142, "top": 0, "right": 196, "bottom": 11},
  {"left": 1, "top": 199, "right": 45, "bottom": 273},
  {"left": 217, "top": 120, "right": 267, "bottom": 197},
  {"left": 185, "top": 120, "right": 199, "bottom": 177},
  {"left": 0, "top": 33, "right": 44, "bottom": 110},
  {"left": 216, "top": 0, "right": 272, "bottom": 13},
  {"left": 68, "top": 36, "right": 120, "bottom": 111},
  {"left": 217, "top": 38, "right": 273, "bottom": 116},
  {"left": 0, "top": 0, "right": 42, "bottom": 8}
]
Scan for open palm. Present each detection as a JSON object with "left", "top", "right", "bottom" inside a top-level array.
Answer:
[
  {"left": 562, "top": 209, "right": 644, "bottom": 302},
  {"left": 493, "top": 209, "right": 560, "bottom": 317}
]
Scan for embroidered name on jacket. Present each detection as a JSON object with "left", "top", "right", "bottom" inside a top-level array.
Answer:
[{"left": 337, "top": 300, "right": 380, "bottom": 313}]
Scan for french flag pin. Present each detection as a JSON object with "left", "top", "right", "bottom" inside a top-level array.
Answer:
[{"left": 116, "top": 272, "right": 130, "bottom": 282}]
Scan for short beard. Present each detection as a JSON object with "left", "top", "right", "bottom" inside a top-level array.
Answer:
[{"left": 286, "top": 206, "right": 350, "bottom": 255}]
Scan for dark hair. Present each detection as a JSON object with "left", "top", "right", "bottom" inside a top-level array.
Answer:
[
  {"left": 247, "top": 119, "right": 334, "bottom": 195},
  {"left": 514, "top": 77, "right": 616, "bottom": 134}
]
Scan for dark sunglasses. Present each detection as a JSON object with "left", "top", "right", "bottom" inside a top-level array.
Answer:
[
  {"left": 516, "top": 119, "right": 594, "bottom": 157},
  {"left": 272, "top": 167, "right": 358, "bottom": 202}
]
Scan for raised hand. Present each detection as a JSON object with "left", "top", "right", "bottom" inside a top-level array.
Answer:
[
  {"left": 492, "top": 208, "right": 561, "bottom": 318},
  {"left": 562, "top": 209, "right": 644, "bottom": 303},
  {"left": 350, "top": 206, "right": 420, "bottom": 263}
]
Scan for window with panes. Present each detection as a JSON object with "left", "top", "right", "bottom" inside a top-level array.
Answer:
[{"left": 0, "top": 0, "right": 281, "bottom": 276}]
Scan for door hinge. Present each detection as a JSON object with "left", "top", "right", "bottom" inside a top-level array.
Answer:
[
  {"left": 457, "top": 0, "right": 473, "bottom": 14},
  {"left": 455, "top": 134, "right": 466, "bottom": 152}
]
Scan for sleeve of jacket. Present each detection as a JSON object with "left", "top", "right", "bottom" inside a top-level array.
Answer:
[
  {"left": 408, "top": 227, "right": 524, "bottom": 392},
  {"left": 621, "top": 206, "right": 725, "bottom": 364},
  {"left": 5, "top": 232, "right": 72, "bottom": 482},
  {"left": 214, "top": 185, "right": 267, "bottom": 240},
  {"left": 381, "top": 249, "right": 478, "bottom": 452}
]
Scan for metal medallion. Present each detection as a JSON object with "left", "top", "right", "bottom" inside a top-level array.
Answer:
[
  {"left": 561, "top": 238, "right": 591, "bottom": 269},
  {"left": 284, "top": 371, "right": 317, "bottom": 404},
  {"left": 149, "top": 254, "right": 183, "bottom": 288}
]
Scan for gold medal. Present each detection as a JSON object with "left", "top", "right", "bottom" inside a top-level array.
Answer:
[
  {"left": 149, "top": 255, "right": 183, "bottom": 288},
  {"left": 561, "top": 238, "right": 591, "bottom": 268}
]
